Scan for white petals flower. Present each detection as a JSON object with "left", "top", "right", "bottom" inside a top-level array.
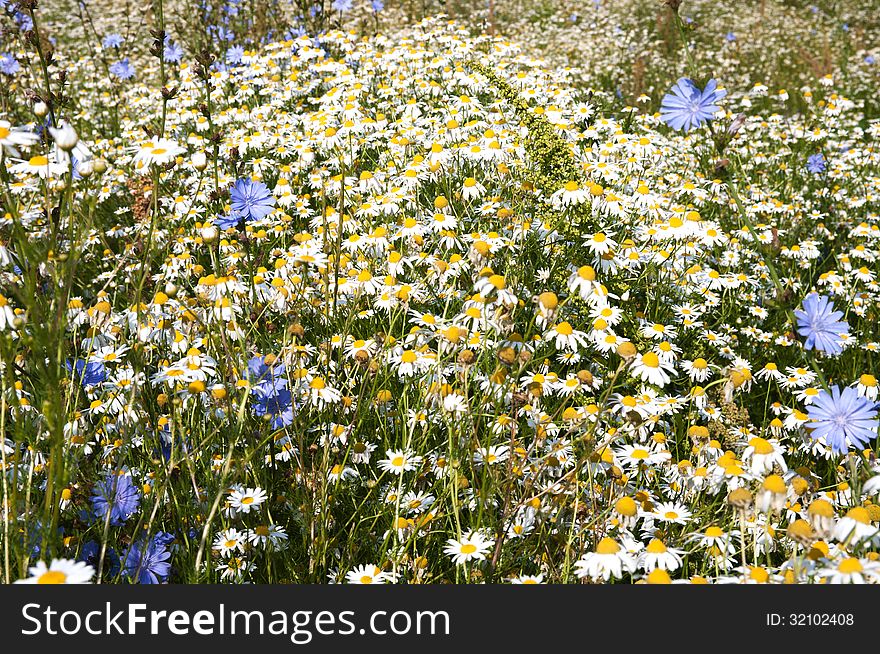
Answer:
[
  {"left": 377, "top": 449, "right": 422, "bottom": 475},
  {"left": 15, "top": 559, "right": 95, "bottom": 584},
  {"left": 574, "top": 538, "right": 636, "bottom": 581},
  {"left": 228, "top": 486, "right": 267, "bottom": 513},
  {"left": 444, "top": 531, "right": 494, "bottom": 565}
]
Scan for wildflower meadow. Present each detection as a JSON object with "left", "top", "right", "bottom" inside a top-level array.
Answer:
[{"left": 1, "top": 0, "right": 880, "bottom": 585}]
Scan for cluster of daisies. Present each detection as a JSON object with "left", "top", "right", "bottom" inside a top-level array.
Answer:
[{"left": 1, "top": 6, "right": 879, "bottom": 585}]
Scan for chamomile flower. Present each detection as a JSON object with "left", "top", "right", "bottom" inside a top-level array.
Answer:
[
  {"left": 444, "top": 531, "right": 494, "bottom": 565},
  {"left": 228, "top": 487, "right": 268, "bottom": 513},
  {"left": 15, "top": 559, "right": 95, "bottom": 584},
  {"left": 377, "top": 449, "right": 422, "bottom": 475},
  {"left": 574, "top": 538, "right": 636, "bottom": 581}
]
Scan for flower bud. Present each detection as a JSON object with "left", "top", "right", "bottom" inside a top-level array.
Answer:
[
  {"left": 77, "top": 160, "right": 94, "bottom": 178},
  {"left": 49, "top": 121, "right": 79, "bottom": 151},
  {"left": 200, "top": 225, "right": 219, "bottom": 243},
  {"left": 192, "top": 151, "right": 208, "bottom": 171},
  {"left": 34, "top": 101, "right": 49, "bottom": 118}
]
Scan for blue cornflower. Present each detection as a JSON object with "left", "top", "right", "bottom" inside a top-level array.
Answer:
[
  {"left": 807, "top": 385, "right": 878, "bottom": 454},
  {"left": 13, "top": 11, "right": 33, "bottom": 31},
  {"left": 252, "top": 385, "right": 294, "bottom": 428},
  {"left": 806, "top": 153, "right": 826, "bottom": 173},
  {"left": 67, "top": 359, "right": 107, "bottom": 387},
  {"left": 331, "top": 0, "right": 353, "bottom": 11},
  {"left": 79, "top": 540, "right": 120, "bottom": 577},
  {"left": 215, "top": 25, "right": 235, "bottom": 41},
  {"left": 215, "top": 212, "right": 242, "bottom": 231},
  {"left": 230, "top": 178, "right": 275, "bottom": 222},
  {"left": 726, "top": 32, "right": 736, "bottom": 42},
  {"left": 247, "top": 355, "right": 287, "bottom": 386},
  {"left": 102, "top": 33, "right": 124, "bottom": 48},
  {"left": 226, "top": 45, "right": 245, "bottom": 64},
  {"left": 164, "top": 39, "right": 184, "bottom": 63},
  {"left": 91, "top": 473, "right": 141, "bottom": 526},
  {"left": 109, "top": 58, "right": 135, "bottom": 80},
  {"left": 794, "top": 292, "right": 849, "bottom": 355},
  {"left": 24, "top": 520, "right": 64, "bottom": 557},
  {"left": 371, "top": 0, "right": 384, "bottom": 11},
  {"left": 0, "top": 52, "right": 20, "bottom": 75},
  {"left": 659, "top": 78, "right": 726, "bottom": 132},
  {"left": 866, "top": 55, "right": 876, "bottom": 65},
  {"left": 153, "top": 531, "right": 176, "bottom": 548},
  {"left": 124, "top": 534, "right": 172, "bottom": 584}
]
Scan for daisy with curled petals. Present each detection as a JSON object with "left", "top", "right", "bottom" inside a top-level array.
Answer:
[
  {"left": 308, "top": 377, "right": 342, "bottom": 407},
  {"left": 216, "top": 557, "right": 254, "bottom": 582},
  {"left": 583, "top": 231, "right": 617, "bottom": 256},
  {"left": 833, "top": 507, "right": 876, "bottom": 544},
  {"left": 247, "top": 524, "right": 289, "bottom": 550},
  {"left": 854, "top": 374, "right": 878, "bottom": 401},
  {"left": 574, "top": 538, "right": 636, "bottom": 581},
  {"left": 545, "top": 321, "right": 590, "bottom": 352},
  {"left": 629, "top": 351, "right": 675, "bottom": 387},
  {"left": 550, "top": 180, "right": 590, "bottom": 208},
  {"left": 638, "top": 539, "right": 684, "bottom": 572},
  {"left": 15, "top": 559, "right": 94, "bottom": 584},
  {"left": 567, "top": 265, "right": 600, "bottom": 300},
  {"left": 444, "top": 530, "right": 494, "bottom": 565},
  {"left": 228, "top": 486, "right": 267, "bottom": 513},
  {"left": 681, "top": 357, "right": 712, "bottom": 382},
  {"left": 742, "top": 437, "right": 788, "bottom": 474}
]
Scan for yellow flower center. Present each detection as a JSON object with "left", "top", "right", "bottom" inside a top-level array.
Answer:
[
  {"left": 749, "top": 437, "right": 774, "bottom": 455},
  {"left": 646, "top": 539, "right": 667, "bottom": 553},
  {"left": 838, "top": 558, "right": 863, "bottom": 574},
  {"left": 595, "top": 538, "right": 620, "bottom": 555},
  {"left": 555, "top": 322, "right": 573, "bottom": 336},
  {"left": 37, "top": 570, "right": 67, "bottom": 584}
]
